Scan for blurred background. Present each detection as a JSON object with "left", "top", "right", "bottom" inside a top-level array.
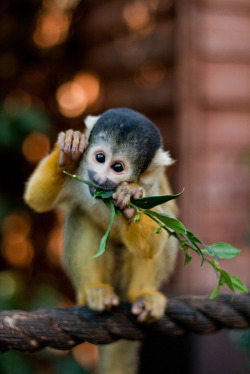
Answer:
[{"left": 0, "top": 0, "right": 249, "bottom": 373}]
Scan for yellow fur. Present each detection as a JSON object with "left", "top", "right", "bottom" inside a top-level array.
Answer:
[
  {"left": 24, "top": 127, "right": 178, "bottom": 374},
  {"left": 121, "top": 213, "right": 167, "bottom": 259},
  {"left": 24, "top": 145, "right": 74, "bottom": 212}
]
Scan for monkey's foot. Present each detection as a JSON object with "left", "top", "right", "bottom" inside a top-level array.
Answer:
[
  {"left": 84, "top": 283, "right": 119, "bottom": 312},
  {"left": 131, "top": 291, "right": 167, "bottom": 322}
]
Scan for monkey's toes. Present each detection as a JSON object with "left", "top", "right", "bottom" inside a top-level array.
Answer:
[
  {"left": 131, "top": 293, "right": 167, "bottom": 322},
  {"left": 85, "top": 284, "right": 119, "bottom": 312}
]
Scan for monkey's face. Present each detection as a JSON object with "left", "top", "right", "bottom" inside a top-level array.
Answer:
[{"left": 85, "top": 143, "right": 133, "bottom": 196}]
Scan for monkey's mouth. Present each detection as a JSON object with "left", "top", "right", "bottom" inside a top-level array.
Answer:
[{"left": 88, "top": 185, "right": 102, "bottom": 199}]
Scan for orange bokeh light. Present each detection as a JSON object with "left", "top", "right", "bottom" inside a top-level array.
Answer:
[
  {"left": 22, "top": 132, "right": 50, "bottom": 164},
  {"left": 56, "top": 72, "right": 100, "bottom": 118},
  {"left": 122, "top": 1, "right": 151, "bottom": 31},
  {"left": 1, "top": 239, "right": 34, "bottom": 268},
  {"left": 1, "top": 212, "right": 34, "bottom": 268},
  {"left": 56, "top": 81, "right": 88, "bottom": 118},
  {"left": 33, "top": 10, "right": 70, "bottom": 48},
  {"left": 46, "top": 226, "right": 63, "bottom": 266},
  {"left": 2, "top": 211, "right": 31, "bottom": 237},
  {"left": 75, "top": 73, "right": 100, "bottom": 107}
]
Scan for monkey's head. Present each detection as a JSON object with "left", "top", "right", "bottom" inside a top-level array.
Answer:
[{"left": 83, "top": 108, "right": 174, "bottom": 194}]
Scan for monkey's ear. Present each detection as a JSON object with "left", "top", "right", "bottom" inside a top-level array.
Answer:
[
  {"left": 84, "top": 115, "right": 100, "bottom": 140},
  {"left": 152, "top": 148, "right": 175, "bottom": 167},
  {"left": 140, "top": 148, "right": 175, "bottom": 183}
]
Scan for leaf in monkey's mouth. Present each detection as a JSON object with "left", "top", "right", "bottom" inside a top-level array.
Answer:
[{"left": 88, "top": 185, "right": 101, "bottom": 199}]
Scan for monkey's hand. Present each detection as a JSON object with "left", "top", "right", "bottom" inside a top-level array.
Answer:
[
  {"left": 58, "top": 129, "right": 87, "bottom": 168},
  {"left": 113, "top": 182, "right": 144, "bottom": 220},
  {"left": 83, "top": 284, "right": 119, "bottom": 312},
  {"left": 131, "top": 291, "right": 167, "bottom": 323}
]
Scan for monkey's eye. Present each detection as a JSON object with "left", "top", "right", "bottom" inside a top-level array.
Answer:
[
  {"left": 96, "top": 153, "right": 105, "bottom": 163},
  {"left": 112, "top": 162, "right": 124, "bottom": 173}
]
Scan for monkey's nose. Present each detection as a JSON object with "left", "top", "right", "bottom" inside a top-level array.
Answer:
[{"left": 93, "top": 174, "right": 107, "bottom": 186}]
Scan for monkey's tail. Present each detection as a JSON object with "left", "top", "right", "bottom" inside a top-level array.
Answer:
[{"left": 98, "top": 340, "right": 141, "bottom": 374}]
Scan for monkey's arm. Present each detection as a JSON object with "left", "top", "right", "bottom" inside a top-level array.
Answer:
[
  {"left": 24, "top": 146, "right": 73, "bottom": 212},
  {"left": 24, "top": 130, "right": 87, "bottom": 212}
]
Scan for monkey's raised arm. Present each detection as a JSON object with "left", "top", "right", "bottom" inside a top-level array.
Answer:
[{"left": 24, "top": 130, "right": 87, "bottom": 212}]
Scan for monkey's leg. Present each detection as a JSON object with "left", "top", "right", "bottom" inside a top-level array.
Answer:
[
  {"left": 124, "top": 250, "right": 169, "bottom": 322},
  {"left": 64, "top": 208, "right": 119, "bottom": 311},
  {"left": 99, "top": 340, "right": 141, "bottom": 374}
]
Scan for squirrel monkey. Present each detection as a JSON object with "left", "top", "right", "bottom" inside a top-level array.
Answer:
[{"left": 24, "top": 108, "right": 178, "bottom": 374}]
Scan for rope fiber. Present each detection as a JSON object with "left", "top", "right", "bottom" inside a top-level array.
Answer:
[{"left": 0, "top": 293, "right": 250, "bottom": 353}]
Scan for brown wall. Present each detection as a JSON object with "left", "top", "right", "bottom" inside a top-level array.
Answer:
[{"left": 175, "top": 0, "right": 250, "bottom": 295}]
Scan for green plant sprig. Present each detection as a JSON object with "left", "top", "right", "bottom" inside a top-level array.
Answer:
[{"left": 63, "top": 171, "right": 247, "bottom": 299}]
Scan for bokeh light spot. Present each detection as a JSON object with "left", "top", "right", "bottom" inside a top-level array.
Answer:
[
  {"left": 122, "top": 1, "right": 151, "bottom": 31},
  {"left": 56, "top": 72, "right": 100, "bottom": 118},
  {"left": 22, "top": 132, "right": 50, "bottom": 164},
  {"left": 33, "top": 10, "right": 70, "bottom": 49}
]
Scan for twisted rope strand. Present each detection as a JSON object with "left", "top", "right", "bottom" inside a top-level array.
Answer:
[{"left": 0, "top": 294, "right": 250, "bottom": 353}]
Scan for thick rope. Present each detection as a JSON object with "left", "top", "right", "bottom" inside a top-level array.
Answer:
[{"left": 0, "top": 293, "right": 250, "bottom": 353}]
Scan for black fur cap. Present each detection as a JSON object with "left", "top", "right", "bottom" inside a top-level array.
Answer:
[{"left": 89, "top": 108, "right": 162, "bottom": 175}]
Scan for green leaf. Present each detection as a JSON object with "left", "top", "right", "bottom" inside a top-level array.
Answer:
[
  {"left": 134, "top": 213, "right": 141, "bottom": 222},
  {"left": 230, "top": 275, "right": 248, "bottom": 293},
  {"left": 115, "top": 207, "right": 122, "bottom": 216},
  {"left": 64, "top": 170, "right": 115, "bottom": 199},
  {"left": 204, "top": 258, "right": 219, "bottom": 276},
  {"left": 93, "top": 203, "right": 115, "bottom": 258},
  {"left": 210, "top": 284, "right": 220, "bottom": 299},
  {"left": 94, "top": 190, "right": 115, "bottom": 199},
  {"left": 219, "top": 269, "right": 234, "bottom": 292},
  {"left": 186, "top": 230, "right": 202, "bottom": 245},
  {"left": 187, "top": 230, "right": 218, "bottom": 258},
  {"left": 185, "top": 233, "right": 204, "bottom": 264},
  {"left": 184, "top": 252, "right": 192, "bottom": 266},
  {"left": 63, "top": 171, "right": 97, "bottom": 188},
  {"left": 203, "top": 243, "right": 241, "bottom": 259},
  {"left": 132, "top": 189, "right": 184, "bottom": 209},
  {"left": 154, "top": 227, "right": 162, "bottom": 234},
  {"left": 145, "top": 210, "right": 186, "bottom": 234}
]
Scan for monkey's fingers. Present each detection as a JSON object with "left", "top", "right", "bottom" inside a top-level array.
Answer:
[
  {"left": 117, "top": 188, "right": 143, "bottom": 210},
  {"left": 64, "top": 129, "right": 74, "bottom": 153},
  {"left": 112, "top": 182, "right": 127, "bottom": 200},
  {"left": 133, "top": 187, "right": 144, "bottom": 199},
  {"left": 119, "top": 189, "right": 136, "bottom": 210},
  {"left": 122, "top": 207, "right": 137, "bottom": 220},
  {"left": 79, "top": 133, "right": 88, "bottom": 153},
  {"left": 71, "top": 131, "right": 80, "bottom": 153},
  {"left": 58, "top": 132, "right": 66, "bottom": 151},
  {"left": 113, "top": 183, "right": 143, "bottom": 210}
]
